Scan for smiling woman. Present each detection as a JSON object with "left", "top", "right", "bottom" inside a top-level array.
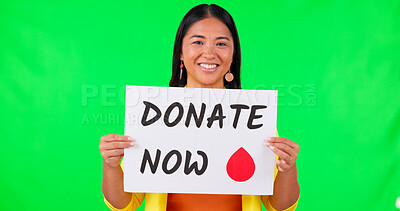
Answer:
[
  {"left": 180, "top": 17, "right": 234, "bottom": 88},
  {"left": 101, "top": 4, "right": 299, "bottom": 211},
  {"left": 169, "top": 4, "right": 241, "bottom": 89}
]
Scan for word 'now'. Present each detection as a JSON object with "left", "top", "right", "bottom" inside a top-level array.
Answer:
[{"left": 140, "top": 149, "right": 208, "bottom": 175}]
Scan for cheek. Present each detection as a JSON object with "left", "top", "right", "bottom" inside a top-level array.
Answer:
[
  {"left": 219, "top": 51, "right": 233, "bottom": 64},
  {"left": 183, "top": 48, "right": 201, "bottom": 63}
]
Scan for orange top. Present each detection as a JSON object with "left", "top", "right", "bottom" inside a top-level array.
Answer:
[{"left": 166, "top": 193, "right": 242, "bottom": 211}]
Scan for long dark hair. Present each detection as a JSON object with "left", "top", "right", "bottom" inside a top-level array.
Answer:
[{"left": 169, "top": 4, "right": 241, "bottom": 89}]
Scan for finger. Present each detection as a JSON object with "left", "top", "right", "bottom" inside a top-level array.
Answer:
[
  {"left": 266, "top": 137, "right": 291, "bottom": 145},
  {"left": 101, "top": 149, "right": 124, "bottom": 159},
  {"left": 266, "top": 144, "right": 291, "bottom": 162},
  {"left": 105, "top": 156, "right": 123, "bottom": 167},
  {"left": 102, "top": 141, "right": 135, "bottom": 150},
  {"left": 266, "top": 137, "right": 299, "bottom": 150},
  {"left": 107, "top": 156, "right": 123, "bottom": 163},
  {"left": 267, "top": 142, "right": 297, "bottom": 160},
  {"left": 276, "top": 160, "right": 290, "bottom": 171},
  {"left": 107, "top": 154, "right": 124, "bottom": 160},
  {"left": 102, "top": 134, "right": 134, "bottom": 142}
]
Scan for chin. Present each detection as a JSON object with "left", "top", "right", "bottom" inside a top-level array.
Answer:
[
  {"left": 197, "top": 77, "right": 219, "bottom": 85},
  {"left": 200, "top": 74, "right": 224, "bottom": 83}
]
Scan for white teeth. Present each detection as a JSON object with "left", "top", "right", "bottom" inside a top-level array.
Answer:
[{"left": 200, "top": 64, "right": 217, "bottom": 69}]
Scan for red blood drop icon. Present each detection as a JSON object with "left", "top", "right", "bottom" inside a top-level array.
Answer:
[{"left": 226, "top": 147, "right": 255, "bottom": 182}]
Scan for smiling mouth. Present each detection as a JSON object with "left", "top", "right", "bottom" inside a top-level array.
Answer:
[{"left": 198, "top": 63, "right": 219, "bottom": 72}]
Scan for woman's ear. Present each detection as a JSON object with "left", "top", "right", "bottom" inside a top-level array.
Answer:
[{"left": 180, "top": 53, "right": 183, "bottom": 60}]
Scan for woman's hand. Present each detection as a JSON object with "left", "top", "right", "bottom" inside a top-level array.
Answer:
[
  {"left": 265, "top": 137, "right": 300, "bottom": 209},
  {"left": 99, "top": 134, "right": 135, "bottom": 168},
  {"left": 265, "top": 137, "right": 299, "bottom": 173}
]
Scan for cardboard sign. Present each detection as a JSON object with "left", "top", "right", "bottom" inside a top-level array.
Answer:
[{"left": 124, "top": 85, "right": 277, "bottom": 195}]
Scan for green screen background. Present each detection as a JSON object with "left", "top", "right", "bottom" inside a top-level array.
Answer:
[{"left": 1, "top": 0, "right": 399, "bottom": 210}]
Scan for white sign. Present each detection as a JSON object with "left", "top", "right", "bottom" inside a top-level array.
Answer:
[{"left": 124, "top": 85, "right": 277, "bottom": 195}]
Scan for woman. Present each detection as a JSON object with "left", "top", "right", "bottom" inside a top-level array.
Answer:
[{"left": 100, "top": 4, "right": 300, "bottom": 211}]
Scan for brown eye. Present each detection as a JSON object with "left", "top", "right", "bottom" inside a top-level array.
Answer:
[
  {"left": 193, "top": 41, "right": 203, "bottom": 45},
  {"left": 217, "top": 42, "right": 227, "bottom": 46}
]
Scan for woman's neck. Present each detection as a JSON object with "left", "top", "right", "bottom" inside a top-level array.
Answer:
[{"left": 186, "top": 79, "right": 225, "bottom": 89}]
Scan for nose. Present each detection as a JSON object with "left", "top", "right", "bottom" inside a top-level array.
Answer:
[{"left": 202, "top": 44, "right": 216, "bottom": 59}]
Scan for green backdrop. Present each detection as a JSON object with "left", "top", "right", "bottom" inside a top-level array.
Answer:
[{"left": 1, "top": 0, "right": 399, "bottom": 210}]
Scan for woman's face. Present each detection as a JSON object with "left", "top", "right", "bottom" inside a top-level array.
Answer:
[{"left": 181, "top": 17, "right": 234, "bottom": 88}]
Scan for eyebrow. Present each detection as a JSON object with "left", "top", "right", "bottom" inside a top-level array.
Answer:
[{"left": 189, "top": 35, "right": 231, "bottom": 41}]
